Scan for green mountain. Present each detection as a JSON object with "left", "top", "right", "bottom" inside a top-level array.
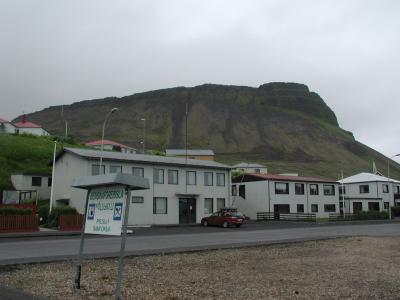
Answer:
[{"left": 14, "top": 82, "right": 400, "bottom": 180}]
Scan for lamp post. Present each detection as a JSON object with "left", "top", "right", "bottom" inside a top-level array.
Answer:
[
  {"left": 99, "top": 108, "right": 119, "bottom": 172},
  {"left": 141, "top": 118, "right": 146, "bottom": 154},
  {"left": 387, "top": 154, "right": 400, "bottom": 220}
]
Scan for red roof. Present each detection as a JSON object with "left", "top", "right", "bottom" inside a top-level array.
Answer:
[
  {"left": 241, "top": 173, "right": 336, "bottom": 183},
  {"left": 85, "top": 139, "right": 133, "bottom": 149},
  {"left": 14, "top": 121, "right": 42, "bottom": 128},
  {"left": 0, "top": 118, "right": 10, "bottom": 123}
]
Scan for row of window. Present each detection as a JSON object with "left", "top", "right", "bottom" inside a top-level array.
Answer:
[
  {"left": 282, "top": 203, "right": 336, "bottom": 213},
  {"left": 92, "top": 165, "right": 226, "bottom": 186},
  {"left": 31, "top": 176, "right": 51, "bottom": 187},
  {"left": 232, "top": 183, "right": 336, "bottom": 198},
  {"left": 148, "top": 197, "right": 226, "bottom": 215},
  {"left": 339, "top": 184, "right": 400, "bottom": 195}
]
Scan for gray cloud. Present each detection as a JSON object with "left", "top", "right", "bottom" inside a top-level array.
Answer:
[{"left": 1, "top": 0, "right": 399, "bottom": 160}]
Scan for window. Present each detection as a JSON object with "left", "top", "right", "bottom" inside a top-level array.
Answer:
[
  {"left": 217, "top": 198, "right": 226, "bottom": 210},
  {"left": 110, "top": 165, "right": 122, "bottom": 173},
  {"left": 216, "top": 173, "right": 225, "bottom": 186},
  {"left": 92, "top": 164, "right": 105, "bottom": 175},
  {"left": 339, "top": 186, "right": 346, "bottom": 195},
  {"left": 368, "top": 202, "right": 379, "bottom": 211},
  {"left": 384, "top": 202, "right": 389, "bottom": 210},
  {"left": 359, "top": 185, "right": 369, "bottom": 194},
  {"left": 275, "top": 182, "right": 289, "bottom": 194},
  {"left": 324, "top": 204, "right": 336, "bottom": 212},
  {"left": 323, "top": 185, "right": 335, "bottom": 196},
  {"left": 153, "top": 168, "right": 164, "bottom": 184},
  {"left": 132, "top": 167, "right": 144, "bottom": 177},
  {"left": 186, "top": 171, "right": 196, "bottom": 185},
  {"left": 132, "top": 196, "right": 144, "bottom": 204},
  {"left": 231, "top": 185, "right": 237, "bottom": 196},
  {"left": 383, "top": 184, "right": 389, "bottom": 193},
  {"left": 353, "top": 202, "right": 362, "bottom": 213},
  {"left": 168, "top": 170, "right": 178, "bottom": 185},
  {"left": 153, "top": 197, "right": 167, "bottom": 214},
  {"left": 48, "top": 178, "right": 52, "bottom": 187},
  {"left": 204, "top": 198, "right": 213, "bottom": 214},
  {"left": 311, "top": 204, "right": 318, "bottom": 212},
  {"left": 255, "top": 169, "right": 261, "bottom": 174},
  {"left": 310, "top": 184, "right": 319, "bottom": 195},
  {"left": 295, "top": 183, "right": 304, "bottom": 195},
  {"left": 297, "top": 204, "right": 304, "bottom": 213},
  {"left": 31, "top": 177, "right": 42, "bottom": 187},
  {"left": 204, "top": 172, "right": 213, "bottom": 186},
  {"left": 239, "top": 185, "right": 246, "bottom": 199},
  {"left": 396, "top": 186, "right": 400, "bottom": 193}
]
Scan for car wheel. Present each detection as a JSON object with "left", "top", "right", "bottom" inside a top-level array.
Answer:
[
  {"left": 203, "top": 220, "right": 208, "bottom": 227},
  {"left": 235, "top": 224, "right": 241, "bottom": 228},
  {"left": 223, "top": 221, "right": 229, "bottom": 228}
]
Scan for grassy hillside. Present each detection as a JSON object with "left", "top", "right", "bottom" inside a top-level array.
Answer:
[
  {"left": 15, "top": 82, "right": 400, "bottom": 180},
  {"left": 0, "top": 134, "right": 78, "bottom": 190}
]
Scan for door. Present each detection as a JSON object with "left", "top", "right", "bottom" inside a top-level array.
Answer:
[
  {"left": 353, "top": 202, "right": 362, "bottom": 213},
  {"left": 274, "top": 204, "right": 290, "bottom": 220},
  {"left": 179, "top": 198, "right": 196, "bottom": 224}
]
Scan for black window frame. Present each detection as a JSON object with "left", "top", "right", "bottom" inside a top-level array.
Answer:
[
  {"left": 297, "top": 204, "right": 304, "bottom": 213},
  {"left": 131, "top": 196, "right": 144, "bottom": 204},
  {"left": 324, "top": 204, "right": 336, "bottom": 212},
  {"left": 153, "top": 197, "right": 168, "bottom": 214},
  {"left": 167, "top": 169, "right": 179, "bottom": 185},
  {"left": 275, "top": 182, "right": 289, "bottom": 194},
  {"left": 92, "top": 164, "right": 105, "bottom": 176},
  {"left": 217, "top": 198, "right": 226, "bottom": 210},
  {"left": 110, "top": 165, "right": 122, "bottom": 174},
  {"left": 31, "top": 176, "right": 42, "bottom": 187},
  {"left": 383, "top": 184, "right": 389, "bottom": 193},
  {"left": 153, "top": 168, "right": 164, "bottom": 184},
  {"left": 132, "top": 167, "right": 144, "bottom": 177},
  {"left": 295, "top": 183, "right": 305, "bottom": 195},
  {"left": 204, "top": 172, "right": 213, "bottom": 186},
  {"left": 204, "top": 198, "right": 213, "bottom": 214},
  {"left": 216, "top": 173, "right": 226, "bottom": 186},
  {"left": 323, "top": 184, "right": 335, "bottom": 196},
  {"left": 186, "top": 171, "right": 197, "bottom": 185},
  {"left": 231, "top": 185, "right": 237, "bottom": 196},
  {"left": 311, "top": 204, "right": 318, "bottom": 212},
  {"left": 359, "top": 184, "right": 370, "bottom": 194},
  {"left": 310, "top": 184, "right": 319, "bottom": 196},
  {"left": 48, "top": 177, "right": 52, "bottom": 187}
]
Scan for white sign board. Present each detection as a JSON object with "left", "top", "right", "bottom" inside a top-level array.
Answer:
[{"left": 84, "top": 186, "right": 126, "bottom": 236}]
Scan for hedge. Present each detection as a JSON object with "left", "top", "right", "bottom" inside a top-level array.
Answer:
[
  {"left": 0, "top": 208, "right": 33, "bottom": 215},
  {"left": 47, "top": 206, "right": 78, "bottom": 228}
]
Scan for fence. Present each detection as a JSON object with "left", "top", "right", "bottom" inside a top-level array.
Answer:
[
  {"left": 329, "top": 212, "right": 388, "bottom": 221},
  {"left": 257, "top": 212, "right": 316, "bottom": 222},
  {"left": 0, "top": 215, "right": 39, "bottom": 232},
  {"left": 59, "top": 214, "right": 84, "bottom": 231}
]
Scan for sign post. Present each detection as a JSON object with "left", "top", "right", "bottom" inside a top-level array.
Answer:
[{"left": 71, "top": 173, "right": 149, "bottom": 299}]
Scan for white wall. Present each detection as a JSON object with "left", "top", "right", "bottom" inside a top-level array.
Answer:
[
  {"left": 16, "top": 127, "right": 49, "bottom": 136},
  {"left": 232, "top": 180, "right": 339, "bottom": 219},
  {"left": 53, "top": 153, "right": 230, "bottom": 225},
  {"left": 11, "top": 174, "right": 51, "bottom": 199},
  {"left": 0, "top": 123, "right": 16, "bottom": 134}
]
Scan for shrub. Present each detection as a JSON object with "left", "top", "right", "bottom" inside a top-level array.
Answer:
[
  {"left": 354, "top": 210, "right": 388, "bottom": 220},
  {"left": 38, "top": 204, "right": 50, "bottom": 224},
  {"left": 47, "top": 206, "right": 78, "bottom": 228},
  {"left": 0, "top": 207, "right": 33, "bottom": 215},
  {"left": 391, "top": 206, "right": 400, "bottom": 217}
]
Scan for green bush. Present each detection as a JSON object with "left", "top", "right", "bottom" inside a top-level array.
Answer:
[
  {"left": 354, "top": 211, "right": 388, "bottom": 220},
  {"left": 38, "top": 204, "right": 50, "bottom": 224},
  {"left": 0, "top": 207, "right": 33, "bottom": 215},
  {"left": 47, "top": 206, "right": 78, "bottom": 228}
]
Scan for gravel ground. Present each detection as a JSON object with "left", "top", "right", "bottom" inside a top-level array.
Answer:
[{"left": 1, "top": 237, "right": 400, "bottom": 299}]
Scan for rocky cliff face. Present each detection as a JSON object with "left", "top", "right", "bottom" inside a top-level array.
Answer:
[{"left": 16, "top": 82, "right": 399, "bottom": 179}]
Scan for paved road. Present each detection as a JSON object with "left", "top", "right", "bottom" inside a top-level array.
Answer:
[{"left": 0, "top": 222, "right": 399, "bottom": 266}]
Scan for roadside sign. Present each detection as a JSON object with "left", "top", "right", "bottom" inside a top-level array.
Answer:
[{"left": 84, "top": 186, "right": 126, "bottom": 236}]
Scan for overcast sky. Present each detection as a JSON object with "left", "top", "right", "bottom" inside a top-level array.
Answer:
[{"left": 1, "top": 0, "right": 399, "bottom": 160}]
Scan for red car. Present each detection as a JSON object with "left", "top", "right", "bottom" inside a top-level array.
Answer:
[{"left": 201, "top": 209, "right": 246, "bottom": 228}]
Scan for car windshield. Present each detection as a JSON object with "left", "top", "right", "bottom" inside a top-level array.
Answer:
[{"left": 232, "top": 212, "right": 244, "bottom": 218}]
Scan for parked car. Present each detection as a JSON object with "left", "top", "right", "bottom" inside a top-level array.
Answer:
[{"left": 201, "top": 209, "right": 247, "bottom": 228}]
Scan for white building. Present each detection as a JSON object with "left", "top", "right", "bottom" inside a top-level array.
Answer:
[
  {"left": 0, "top": 118, "right": 17, "bottom": 134},
  {"left": 52, "top": 147, "right": 231, "bottom": 225},
  {"left": 85, "top": 139, "right": 137, "bottom": 154},
  {"left": 14, "top": 120, "right": 50, "bottom": 136},
  {"left": 232, "top": 162, "right": 268, "bottom": 174},
  {"left": 166, "top": 149, "right": 215, "bottom": 161},
  {"left": 232, "top": 173, "right": 339, "bottom": 219},
  {"left": 11, "top": 174, "right": 52, "bottom": 200},
  {"left": 338, "top": 172, "right": 400, "bottom": 214}
]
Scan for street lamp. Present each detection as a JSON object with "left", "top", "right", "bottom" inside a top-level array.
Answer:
[
  {"left": 387, "top": 154, "right": 400, "bottom": 219},
  {"left": 141, "top": 118, "right": 146, "bottom": 154},
  {"left": 99, "top": 108, "right": 119, "bottom": 172}
]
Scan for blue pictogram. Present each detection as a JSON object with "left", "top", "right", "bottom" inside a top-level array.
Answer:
[
  {"left": 87, "top": 204, "right": 95, "bottom": 220},
  {"left": 113, "top": 203, "right": 123, "bottom": 221}
]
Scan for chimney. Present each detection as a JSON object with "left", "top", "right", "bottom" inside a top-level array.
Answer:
[{"left": 22, "top": 114, "right": 26, "bottom": 123}]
